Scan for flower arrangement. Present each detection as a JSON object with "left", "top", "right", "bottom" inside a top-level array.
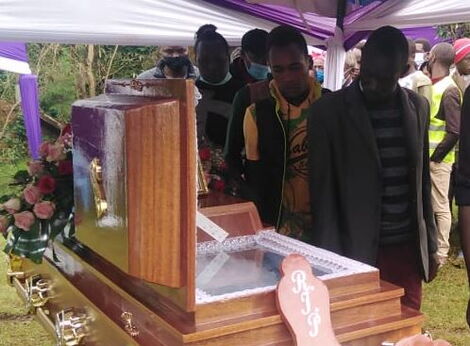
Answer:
[
  {"left": 199, "top": 145, "right": 228, "bottom": 193},
  {"left": 0, "top": 125, "right": 74, "bottom": 263}
]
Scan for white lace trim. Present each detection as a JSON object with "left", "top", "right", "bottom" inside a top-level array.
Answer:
[{"left": 195, "top": 230, "right": 377, "bottom": 304}]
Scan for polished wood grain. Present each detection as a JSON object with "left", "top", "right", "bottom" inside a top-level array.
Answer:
[
  {"left": 198, "top": 202, "right": 262, "bottom": 242},
  {"left": 20, "top": 237, "right": 423, "bottom": 346},
  {"left": 105, "top": 79, "right": 197, "bottom": 311},
  {"left": 336, "top": 306, "right": 424, "bottom": 344},
  {"left": 126, "top": 101, "right": 183, "bottom": 287},
  {"left": 180, "top": 80, "right": 197, "bottom": 312},
  {"left": 325, "top": 271, "right": 381, "bottom": 297},
  {"left": 198, "top": 191, "right": 244, "bottom": 208},
  {"left": 65, "top": 78, "right": 424, "bottom": 343}
]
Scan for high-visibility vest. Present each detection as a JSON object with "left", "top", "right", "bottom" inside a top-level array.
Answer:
[{"left": 429, "top": 76, "right": 460, "bottom": 163}]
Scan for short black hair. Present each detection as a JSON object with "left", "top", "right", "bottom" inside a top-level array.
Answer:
[
  {"left": 195, "top": 24, "right": 229, "bottom": 55},
  {"left": 266, "top": 25, "right": 308, "bottom": 56},
  {"left": 241, "top": 29, "right": 269, "bottom": 59},
  {"left": 362, "top": 26, "right": 408, "bottom": 68},
  {"left": 415, "top": 38, "right": 431, "bottom": 53}
]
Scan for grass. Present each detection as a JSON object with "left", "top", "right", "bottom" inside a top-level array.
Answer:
[
  {"left": 0, "top": 161, "right": 26, "bottom": 196},
  {"left": 0, "top": 162, "right": 470, "bottom": 345},
  {"left": 0, "top": 242, "right": 53, "bottom": 346},
  {"left": 423, "top": 257, "right": 470, "bottom": 345}
]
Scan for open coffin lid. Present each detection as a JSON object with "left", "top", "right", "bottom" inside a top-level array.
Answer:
[{"left": 71, "top": 79, "right": 378, "bottom": 315}]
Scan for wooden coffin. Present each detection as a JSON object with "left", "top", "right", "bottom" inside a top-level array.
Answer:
[
  {"left": 9, "top": 79, "right": 423, "bottom": 345},
  {"left": 71, "top": 80, "right": 196, "bottom": 311},
  {"left": 9, "top": 202, "right": 423, "bottom": 346}
]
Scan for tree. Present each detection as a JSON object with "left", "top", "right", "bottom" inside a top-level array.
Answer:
[
  {"left": 438, "top": 23, "right": 470, "bottom": 41},
  {"left": 0, "top": 43, "right": 160, "bottom": 163}
]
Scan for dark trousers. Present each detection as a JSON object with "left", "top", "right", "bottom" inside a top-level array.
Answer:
[{"left": 376, "top": 241, "right": 422, "bottom": 311}]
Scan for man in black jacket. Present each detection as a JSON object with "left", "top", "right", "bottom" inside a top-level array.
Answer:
[{"left": 308, "top": 26, "right": 438, "bottom": 311}]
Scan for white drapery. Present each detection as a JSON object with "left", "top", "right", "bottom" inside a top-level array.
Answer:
[
  {"left": 0, "top": 0, "right": 324, "bottom": 46},
  {"left": 324, "top": 27, "right": 346, "bottom": 91}
]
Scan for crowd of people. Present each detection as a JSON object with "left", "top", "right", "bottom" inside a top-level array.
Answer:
[{"left": 137, "top": 24, "right": 470, "bottom": 322}]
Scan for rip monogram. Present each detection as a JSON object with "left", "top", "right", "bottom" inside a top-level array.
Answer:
[{"left": 291, "top": 269, "right": 322, "bottom": 338}]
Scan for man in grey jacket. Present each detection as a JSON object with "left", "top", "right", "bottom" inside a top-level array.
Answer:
[{"left": 308, "top": 26, "right": 438, "bottom": 311}]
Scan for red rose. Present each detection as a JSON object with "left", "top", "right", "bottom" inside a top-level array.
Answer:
[
  {"left": 37, "top": 175, "right": 56, "bottom": 194},
  {"left": 199, "top": 148, "right": 211, "bottom": 161},
  {"left": 39, "top": 142, "right": 52, "bottom": 159},
  {"left": 33, "top": 201, "right": 55, "bottom": 220},
  {"left": 0, "top": 198, "right": 21, "bottom": 214},
  {"left": 23, "top": 185, "right": 42, "bottom": 205},
  {"left": 213, "top": 179, "right": 225, "bottom": 192},
  {"left": 58, "top": 160, "right": 73, "bottom": 175},
  {"left": 46, "top": 143, "right": 65, "bottom": 162},
  {"left": 60, "top": 124, "right": 72, "bottom": 137},
  {"left": 27, "top": 161, "right": 43, "bottom": 176},
  {"left": 219, "top": 161, "right": 228, "bottom": 172},
  {"left": 13, "top": 211, "right": 35, "bottom": 231},
  {"left": 57, "top": 133, "right": 72, "bottom": 147}
]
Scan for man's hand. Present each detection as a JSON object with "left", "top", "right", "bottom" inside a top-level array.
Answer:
[{"left": 428, "top": 253, "right": 440, "bottom": 282}]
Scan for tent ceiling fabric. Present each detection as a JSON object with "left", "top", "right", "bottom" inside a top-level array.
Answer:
[
  {"left": 247, "top": 0, "right": 381, "bottom": 18},
  {"left": 347, "top": 0, "right": 470, "bottom": 31},
  {"left": 1, "top": 0, "right": 468, "bottom": 47},
  {"left": 0, "top": 0, "right": 323, "bottom": 46},
  {"left": 0, "top": 42, "right": 31, "bottom": 75},
  {"left": 248, "top": 0, "right": 340, "bottom": 17}
]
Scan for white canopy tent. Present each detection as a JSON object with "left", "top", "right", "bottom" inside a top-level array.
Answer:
[
  {"left": 347, "top": 0, "right": 470, "bottom": 31},
  {"left": 0, "top": 0, "right": 322, "bottom": 46},
  {"left": 1, "top": 0, "right": 470, "bottom": 89}
]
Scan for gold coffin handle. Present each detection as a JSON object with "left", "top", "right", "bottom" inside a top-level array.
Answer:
[
  {"left": 12, "top": 276, "right": 58, "bottom": 342},
  {"left": 89, "top": 158, "right": 108, "bottom": 219}
]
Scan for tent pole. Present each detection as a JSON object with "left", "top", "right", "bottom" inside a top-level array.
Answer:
[
  {"left": 324, "top": 0, "right": 347, "bottom": 91},
  {"left": 336, "top": 0, "right": 348, "bottom": 30}
]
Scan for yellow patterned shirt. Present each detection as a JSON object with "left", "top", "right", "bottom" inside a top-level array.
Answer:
[{"left": 243, "top": 77, "right": 321, "bottom": 238}]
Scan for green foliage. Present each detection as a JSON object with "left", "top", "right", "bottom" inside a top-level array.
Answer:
[
  {"left": 437, "top": 23, "right": 470, "bottom": 40},
  {"left": 0, "top": 162, "right": 26, "bottom": 197},
  {"left": 12, "top": 170, "right": 30, "bottom": 185},
  {"left": 38, "top": 61, "right": 76, "bottom": 123},
  {"left": 0, "top": 43, "right": 159, "bottom": 163},
  {"left": 0, "top": 115, "right": 28, "bottom": 164},
  {"left": 0, "top": 71, "right": 17, "bottom": 103}
]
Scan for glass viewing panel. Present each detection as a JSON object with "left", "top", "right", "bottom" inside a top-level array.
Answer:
[{"left": 195, "top": 230, "right": 377, "bottom": 304}]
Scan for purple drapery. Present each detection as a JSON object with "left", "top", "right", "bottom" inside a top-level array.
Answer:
[
  {"left": 18, "top": 75, "right": 41, "bottom": 159},
  {"left": 202, "top": 0, "right": 385, "bottom": 44},
  {"left": 0, "top": 42, "right": 41, "bottom": 159},
  {"left": 202, "top": 0, "right": 442, "bottom": 50},
  {"left": 0, "top": 42, "right": 28, "bottom": 62},
  {"left": 402, "top": 26, "right": 441, "bottom": 46},
  {"left": 344, "top": 26, "right": 440, "bottom": 50}
]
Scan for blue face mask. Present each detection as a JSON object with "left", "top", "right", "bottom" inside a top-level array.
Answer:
[
  {"left": 247, "top": 62, "right": 270, "bottom": 80},
  {"left": 316, "top": 69, "right": 324, "bottom": 84}
]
